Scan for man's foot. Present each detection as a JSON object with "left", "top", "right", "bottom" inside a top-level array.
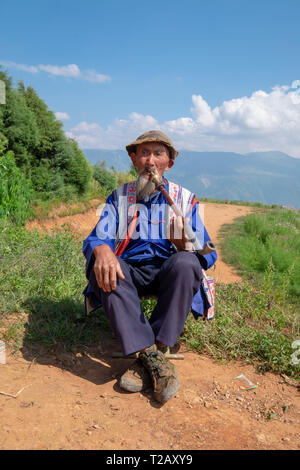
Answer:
[
  {"left": 139, "top": 345, "right": 180, "bottom": 404},
  {"left": 156, "top": 343, "right": 169, "bottom": 354},
  {"left": 119, "top": 358, "right": 152, "bottom": 392}
]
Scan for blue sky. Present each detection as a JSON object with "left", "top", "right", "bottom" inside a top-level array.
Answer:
[{"left": 1, "top": 0, "right": 300, "bottom": 156}]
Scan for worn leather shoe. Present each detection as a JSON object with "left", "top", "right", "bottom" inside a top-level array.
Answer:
[
  {"left": 119, "top": 358, "right": 152, "bottom": 392},
  {"left": 139, "top": 345, "right": 180, "bottom": 404}
]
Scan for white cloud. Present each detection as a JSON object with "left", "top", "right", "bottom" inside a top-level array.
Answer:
[
  {"left": 67, "top": 81, "right": 300, "bottom": 158},
  {"left": 38, "top": 63, "right": 81, "bottom": 77},
  {"left": 0, "top": 60, "right": 39, "bottom": 73},
  {"left": 0, "top": 60, "right": 111, "bottom": 82},
  {"left": 191, "top": 95, "right": 216, "bottom": 127},
  {"left": 66, "top": 115, "right": 159, "bottom": 149},
  {"left": 55, "top": 112, "right": 70, "bottom": 120},
  {"left": 291, "top": 80, "right": 300, "bottom": 89},
  {"left": 83, "top": 70, "right": 111, "bottom": 83}
]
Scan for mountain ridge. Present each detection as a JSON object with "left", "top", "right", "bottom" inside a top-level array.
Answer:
[{"left": 83, "top": 149, "right": 300, "bottom": 208}]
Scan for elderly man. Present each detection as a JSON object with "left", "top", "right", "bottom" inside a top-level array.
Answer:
[{"left": 83, "top": 130, "right": 217, "bottom": 404}]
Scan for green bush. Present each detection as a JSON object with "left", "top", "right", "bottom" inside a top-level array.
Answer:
[
  {"left": 30, "top": 160, "right": 65, "bottom": 194},
  {"left": 114, "top": 164, "right": 138, "bottom": 187},
  {"left": 52, "top": 139, "right": 92, "bottom": 196},
  {"left": 0, "top": 144, "right": 32, "bottom": 225},
  {"left": 64, "top": 139, "right": 92, "bottom": 195},
  {"left": 93, "top": 161, "right": 118, "bottom": 195}
]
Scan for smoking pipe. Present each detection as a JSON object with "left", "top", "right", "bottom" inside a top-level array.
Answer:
[{"left": 147, "top": 168, "right": 216, "bottom": 255}]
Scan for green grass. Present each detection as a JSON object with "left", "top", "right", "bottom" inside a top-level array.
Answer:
[
  {"left": 182, "top": 280, "right": 299, "bottom": 378},
  {"left": 196, "top": 197, "right": 282, "bottom": 209},
  {"left": 220, "top": 208, "right": 300, "bottom": 299},
  {"left": 30, "top": 178, "right": 107, "bottom": 220},
  {"left": 0, "top": 219, "right": 111, "bottom": 351},
  {"left": 0, "top": 213, "right": 299, "bottom": 380}
]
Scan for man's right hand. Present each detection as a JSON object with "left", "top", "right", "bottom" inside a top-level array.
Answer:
[
  {"left": 93, "top": 245, "right": 125, "bottom": 292},
  {"left": 169, "top": 216, "right": 194, "bottom": 252}
]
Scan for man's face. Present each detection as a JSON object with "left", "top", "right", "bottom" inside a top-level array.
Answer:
[{"left": 130, "top": 142, "right": 174, "bottom": 177}]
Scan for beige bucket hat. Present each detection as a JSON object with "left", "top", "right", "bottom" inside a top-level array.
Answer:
[{"left": 126, "top": 130, "right": 179, "bottom": 159}]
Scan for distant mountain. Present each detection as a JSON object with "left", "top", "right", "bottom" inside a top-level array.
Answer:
[
  {"left": 83, "top": 149, "right": 300, "bottom": 209},
  {"left": 84, "top": 149, "right": 130, "bottom": 172}
]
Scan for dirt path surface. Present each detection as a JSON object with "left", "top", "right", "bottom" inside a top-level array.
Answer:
[{"left": 1, "top": 203, "right": 299, "bottom": 450}]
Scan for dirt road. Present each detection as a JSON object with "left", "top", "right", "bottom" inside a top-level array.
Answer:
[{"left": 1, "top": 202, "right": 299, "bottom": 450}]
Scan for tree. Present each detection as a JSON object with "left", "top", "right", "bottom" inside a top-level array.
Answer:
[
  {"left": 0, "top": 136, "right": 32, "bottom": 225},
  {"left": 52, "top": 138, "right": 92, "bottom": 195},
  {"left": 0, "top": 68, "right": 92, "bottom": 199},
  {"left": 63, "top": 139, "right": 93, "bottom": 195},
  {"left": 0, "top": 69, "right": 10, "bottom": 143},
  {"left": 2, "top": 87, "right": 40, "bottom": 171},
  {"left": 19, "top": 83, "right": 64, "bottom": 161},
  {"left": 93, "top": 161, "right": 117, "bottom": 194}
]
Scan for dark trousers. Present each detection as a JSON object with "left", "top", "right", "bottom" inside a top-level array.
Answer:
[{"left": 89, "top": 252, "right": 203, "bottom": 356}]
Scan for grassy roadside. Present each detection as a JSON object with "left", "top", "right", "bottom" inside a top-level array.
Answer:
[
  {"left": 30, "top": 189, "right": 106, "bottom": 220},
  {"left": 29, "top": 167, "right": 137, "bottom": 220},
  {"left": 219, "top": 208, "right": 300, "bottom": 299},
  {"left": 0, "top": 205, "right": 299, "bottom": 380},
  {"left": 30, "top": 198, "right": 104, "bottom": 220},
  {"left": 0, "top": 219, "right": 111, "bottom": 352},
  {"left": 197, "top": 197, "right": 282, "bottom": 209},
  {"left": 30, "top": 194, "right": 284, "bottom": 220},
  {"left": 196, "top": 206, "right": 300, "bottom": 378}
]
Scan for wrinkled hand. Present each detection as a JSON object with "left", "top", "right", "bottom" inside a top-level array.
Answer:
[
  {"left": 169, "top": 216, "right": 194, "bottom": 252},
  {"left": 93, "top": 245, "right": 125, "bottom": 292}
]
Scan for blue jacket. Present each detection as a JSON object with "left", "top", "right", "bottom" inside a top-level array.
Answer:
[{"left": 83, "top": 180, "right": 217, "bottom": 318}]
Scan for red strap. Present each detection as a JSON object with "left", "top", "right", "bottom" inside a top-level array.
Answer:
[{"left": 114, "top": 209, "right": 139, "bottom": 256}]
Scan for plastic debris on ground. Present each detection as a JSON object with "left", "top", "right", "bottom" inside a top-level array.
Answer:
[{"left": 234, "top": 374, "right": 258, "bottom": 390}]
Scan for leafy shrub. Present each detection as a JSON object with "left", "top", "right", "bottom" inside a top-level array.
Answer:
[
  {"left": 53, "top": 138, "right": 92, "bottom": 196},
  {"left": 0, "top": 143, "right": 32, "bottom": 225},
  {"left": 30, "top": 160, "right": 65, "bottom": 193},
  {"left": 93, "top": 162, "right": 118, "bottom": 195},
  {"left": 115, "top": 164, "right": 138, "bottom": 187},
  {"left": 63, "top": 139, "right": 92, "bottom": 194}
]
